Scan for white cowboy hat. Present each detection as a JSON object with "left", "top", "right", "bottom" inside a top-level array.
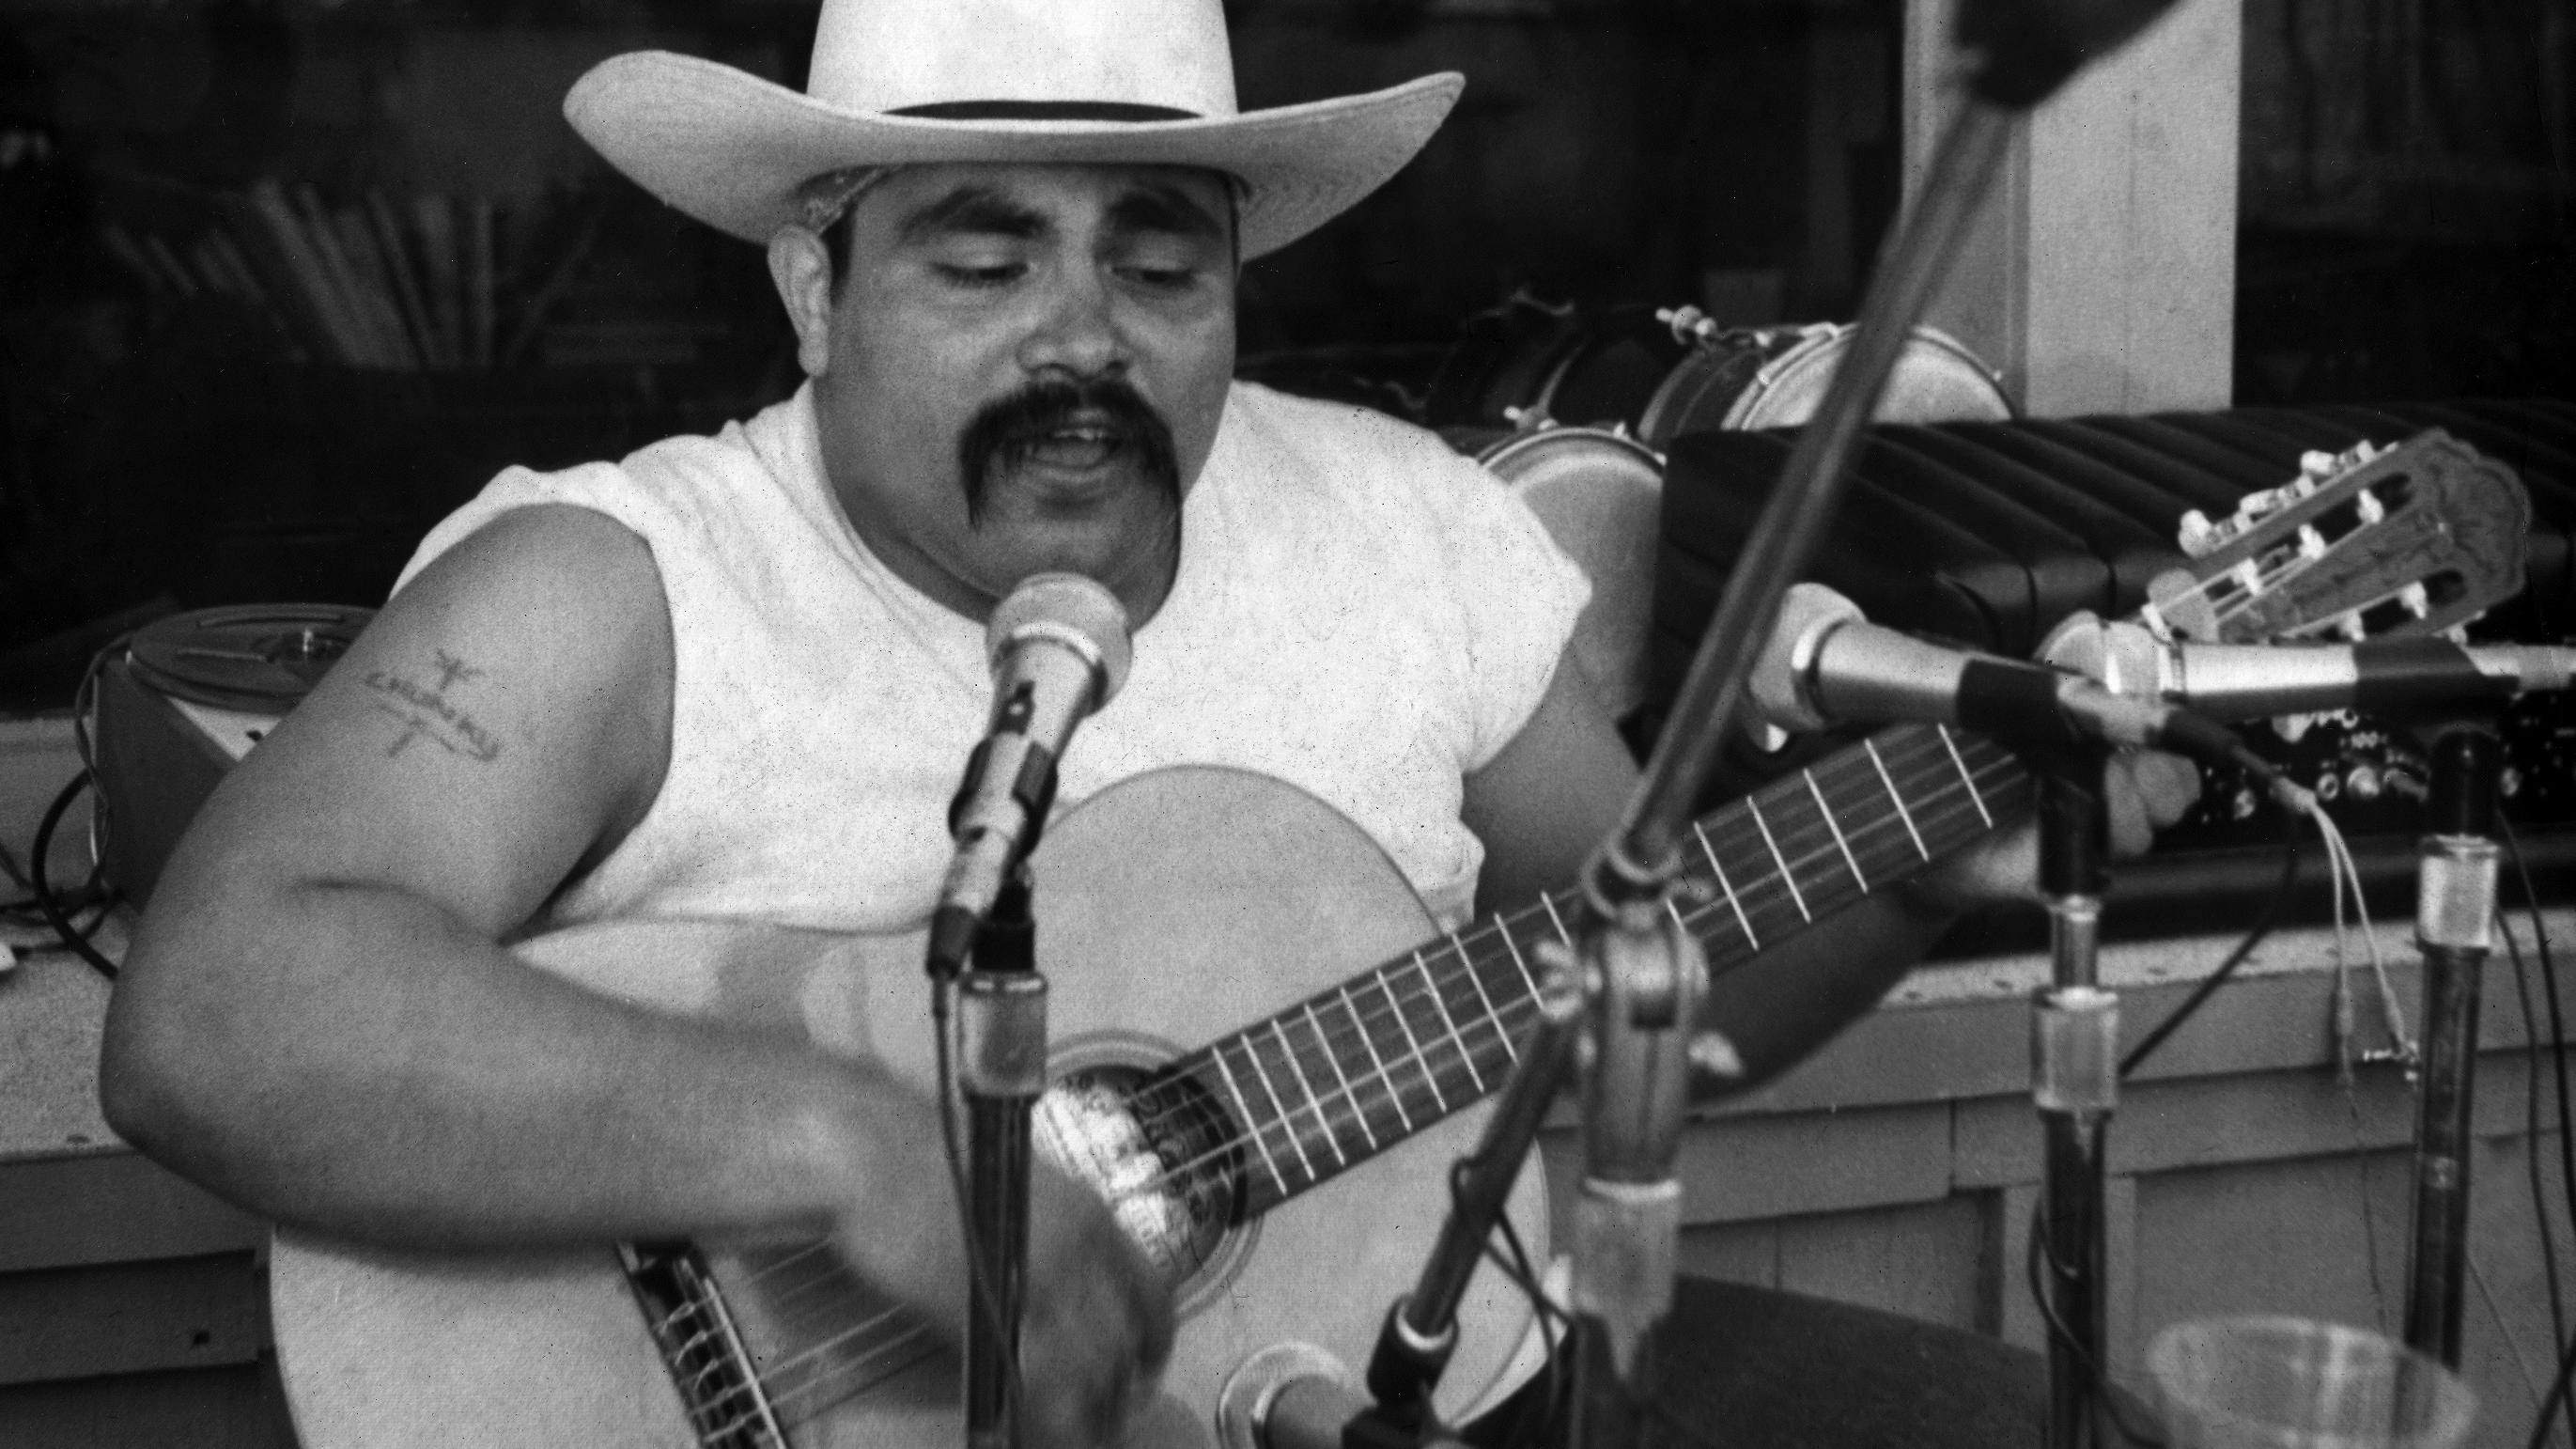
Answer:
[{"left": 564, "top": 0, "right": 1464, "bottom": 260}]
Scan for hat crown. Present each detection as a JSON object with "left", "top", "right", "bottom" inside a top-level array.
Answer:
[{"left": 807, "top": 0, "right": 1240, "bottom": 118}]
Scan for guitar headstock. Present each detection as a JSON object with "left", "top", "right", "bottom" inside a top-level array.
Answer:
[{"left": 2141, "top": 429, "right": 2530, "bottom": 645}]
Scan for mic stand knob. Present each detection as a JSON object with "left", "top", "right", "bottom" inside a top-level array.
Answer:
[
  {"left": 961, "top": 872, "right": 1047, "bottom": 1449},
  {"left": 1572, "top": 894, "right": 1708, "bottom": 1449}
]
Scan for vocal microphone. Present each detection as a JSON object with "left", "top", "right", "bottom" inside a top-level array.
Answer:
[
  {"left": 926, "top": 572, "right": 1133, "bottom": 980},
  {"left": 2039, "top": 614, "right": 2576, "bottom": 720}
]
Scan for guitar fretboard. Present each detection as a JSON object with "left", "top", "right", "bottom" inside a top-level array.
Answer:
[{"left": 1141, "top": 722, "right": 2028, "bottom": 1218}]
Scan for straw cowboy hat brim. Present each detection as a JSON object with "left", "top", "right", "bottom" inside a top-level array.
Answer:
[{"left": 566, "top": 53, "right": 1464, "bottom": 261}]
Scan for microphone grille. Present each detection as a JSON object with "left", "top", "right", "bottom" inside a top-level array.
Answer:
[{"left": 988, "top": 572, "right": 1136, "bottom": 704}]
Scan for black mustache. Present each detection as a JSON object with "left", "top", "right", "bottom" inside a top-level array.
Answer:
[{"left": 956, "top": 378, "right": 1182, "bottom": 525}]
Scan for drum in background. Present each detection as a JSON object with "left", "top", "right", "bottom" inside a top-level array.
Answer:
[
  {"left": 1424, "top": 299, "right": 1689, "bottom": 434},
  {"left": 1450, "top": 423, "right": 1665, "bottom": 722},
  {"left": 1637, "top": 314, "right": 2014, "bottom": 445}
]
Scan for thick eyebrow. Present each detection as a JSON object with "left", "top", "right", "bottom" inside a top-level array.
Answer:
[
  {"left": 1106, "top": 182, "right": 1230, "bottom": 246},
  {"left": 893, "top": 185, "right": 1051, "bottom": 245}
]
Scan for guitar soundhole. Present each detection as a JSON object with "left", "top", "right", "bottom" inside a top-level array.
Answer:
[{"left": 1036, "top": 1064, "right": 1251, "bottom": 1302}]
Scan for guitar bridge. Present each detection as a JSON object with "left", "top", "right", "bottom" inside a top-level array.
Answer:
[{"left": 620, "top": 1241, "right": 794, "bottom": 1449}]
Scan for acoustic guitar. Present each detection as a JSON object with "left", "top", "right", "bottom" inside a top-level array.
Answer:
[{"left": 270, "top": 431, "right": 2526, "bottom": 1448}]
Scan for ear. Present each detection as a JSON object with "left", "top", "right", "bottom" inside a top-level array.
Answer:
[{"left": 768, "top": 226, "right": 836, "bottom": 378}]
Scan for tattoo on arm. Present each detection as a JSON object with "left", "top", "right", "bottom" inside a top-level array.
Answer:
[{"left": 365, "top": 652, "right": 502, "bottom": 762}]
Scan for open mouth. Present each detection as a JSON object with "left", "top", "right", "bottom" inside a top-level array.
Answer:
[
  {"left": 1015, "top": 424, "right": 1129, "bottom": 474},
  {"left": 960, "top": 380, "right": 1181, "bottom": 524}
]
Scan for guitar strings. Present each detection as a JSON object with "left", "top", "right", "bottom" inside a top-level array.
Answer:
[
  {"left": 670, "top": 1289, "right": 938, "bottom": 1430},
  {"left": 663, "top": 739, "right": 1985, "bottom": 1448},
  {"left": 1102, "top": 747, "right": 2025, "bottom": 1206},
  {"left": 1106, "top": 764, "right": 2017, "bottom": 1208},
  {"left": 1097, "top": 725, "right": 2012, "bottom": 1145},
  {"left": 1094, "top": 731, "right": 2015, "bottom": 1166},
  {"left": 658, "top": 732, "right": 2034, "bottom": 1435}
]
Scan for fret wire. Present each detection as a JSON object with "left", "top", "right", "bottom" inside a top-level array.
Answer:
[
  {"left": 1543, "top": 892, "right": 1579, "bottom": 944},
  {"left": 1270, "top": 1019, "right": 1347, "bottom": 1169},
  {"left": 1416, "top": 951, "right": 1487, "bottom": 1095},
  {"left": 1937, "top": 724, "right": 1994, "bottom": 826},
  {"left": 1495, "top": 916, "right": 1543, "bottom": 1000},
  {"left": 1865, "top": 735, "right": 1931, "bottom": 859},
  {"left": 1744, "top": 795, "right": 1810, "bottom": 922},
  {"left": 1812, "top": 743, "right": 1929, "bottom": 885},
  {"left": 1209, "top": 1046, "right": 1289, "bottom": 1194},
  {"left": 1668, "top": 747, "right": 2029, "bottom": 943},
  {"left": 1305, "top": 1000, "right": 1378, "bottom": 1152},
  {"left": 1379, "top": 969, "right": 1451, "bottom": 1115},
  {"left": 1690, "top": 819, "right": 1759, "bottom": 948},
  {"left": 1339, "top": 982, "right": 1415, "bottom": 1135},
  {"left": 1238, "top": 1034, "right": 1316, "bottom": 1181},
  {"left": 1806, "top": 767, "right": 1867, "bottom": 891},
  {"left": 1450, "top": 929, "right": 1517, "bottom": 1063}
]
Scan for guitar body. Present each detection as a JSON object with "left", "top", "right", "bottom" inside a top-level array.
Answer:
[{"left": 272, "top": 767, "right": 1548, "bottom": 1448}]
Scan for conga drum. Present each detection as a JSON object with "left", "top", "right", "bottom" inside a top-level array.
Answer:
[
  {"left": 1637, "top": 317, "right": 2014, "bottom": 445},
  {"left": 1451, "top": 423, "right": 1666, "bottom": 723}
]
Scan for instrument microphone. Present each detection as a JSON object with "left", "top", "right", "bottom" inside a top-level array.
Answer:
[
  {"left": 1219, "top": 1344, "right": 1444, "bottom": 1449},
  {"left": 1746, "top": 584, "right": 2179, "bottom": 748},
  {"left": 926, "top": 572, "right": 1132, "bottom": 980},
  {"left": 2040, "top": 614, "right": 2576, "bottom": 719}
]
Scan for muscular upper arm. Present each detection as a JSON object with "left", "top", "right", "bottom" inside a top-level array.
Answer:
[
  {"left": 144, "top": 504, "right": 673, "bottom": 943},
  {"left": 1459, "top": 647, "right": 1639, "bottom": 914}
]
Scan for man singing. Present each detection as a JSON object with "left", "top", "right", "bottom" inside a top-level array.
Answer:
[{"left": 100, "top": 1, "right": 2194, "bottom": 1445}]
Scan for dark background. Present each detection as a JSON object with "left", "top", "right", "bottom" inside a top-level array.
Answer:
[{"left": 1, "top": 0, "right": 2569, "bottom": 711}]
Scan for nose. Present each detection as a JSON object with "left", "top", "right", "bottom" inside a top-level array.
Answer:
[{"left": 1015, "top": 262, "right": 1126, "bottom": 381}]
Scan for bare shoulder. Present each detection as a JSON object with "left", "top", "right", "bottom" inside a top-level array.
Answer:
[{"left": 155, "top": 504, "right": 675, "bottom": 939}]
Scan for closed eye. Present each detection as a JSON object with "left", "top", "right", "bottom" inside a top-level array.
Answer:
[
  {"left": 1120, "top": 265, "right": 1202, "bottom": 291},
  {"left": 936, "top": 262, "right": 1025, "bottom": 288}
]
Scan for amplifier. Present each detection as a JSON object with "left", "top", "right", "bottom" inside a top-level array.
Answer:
[{"left": 91, "top": 604, "right": 368, "bottom": 904}]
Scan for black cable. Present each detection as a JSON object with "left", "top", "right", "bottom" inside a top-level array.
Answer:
[
  {"left": 927, "top": 980, "right": 1028, "bottom": 1446},
  {"left": 1456, "top": 1157, "right": 1568, "bottom": 1449},
  {"left": 2532, "top": 1330, "right": 2576, "bottom": 1449},
  {"left": 2504, "top": 818, "right": 2576, "bottom": 1449},
  {"left": 2504, "top": 910, "right": 2572, "bottom": 1443},
  {"left": 2121, "top": 809, "right": 2306, "bottom": 1079},
  {"left": 1478, "top": 1202, "right": 1563, "bottom": 1449},
  {"left": 30, "top": 770, "right": 120, "bottom": 982},
  {"left": 2025, "top": 1200, "right": 2168, "bottom": 1449}
]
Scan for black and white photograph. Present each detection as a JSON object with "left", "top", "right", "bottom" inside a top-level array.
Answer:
[{"left": 1, "top": 0, "right": 2568, "bottom": 1446}]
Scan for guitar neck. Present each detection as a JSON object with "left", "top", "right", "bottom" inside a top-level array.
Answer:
[{"left": 1166, "top": 722, "right": 2029, "bottom": 1218}]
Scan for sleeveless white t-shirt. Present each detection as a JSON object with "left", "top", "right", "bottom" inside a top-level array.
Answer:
[{"left": 397, "top": 381, "right": 1590, "bottom": 937}]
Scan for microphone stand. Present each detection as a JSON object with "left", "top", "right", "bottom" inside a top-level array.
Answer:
[
  {"left": 2028, "top": 745, "right": 2118, "bottom": 1449},
  {"left": 960, "top": 871, "right": 1047, "bottom": 1449},
  {"left": 1353, "top": 956, "right": 1587, "bottom": 1448},
  {"left": 1232, "top": 10, "right": 2184, "bottom": 1448},
  {"left": 1568, "top": 900, "right": 1708, "bottom": 1449},
  {"left": 2402, "top": 724, "right": 2503, "bottom": 1366}
]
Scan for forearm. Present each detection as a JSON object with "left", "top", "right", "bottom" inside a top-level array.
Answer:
[
  {"left": 101, "top": 875, "right": 939, "bottom": 1262},
  {"left": 1692, "top": 883, "right": 1957, "bottom": 1094}
]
